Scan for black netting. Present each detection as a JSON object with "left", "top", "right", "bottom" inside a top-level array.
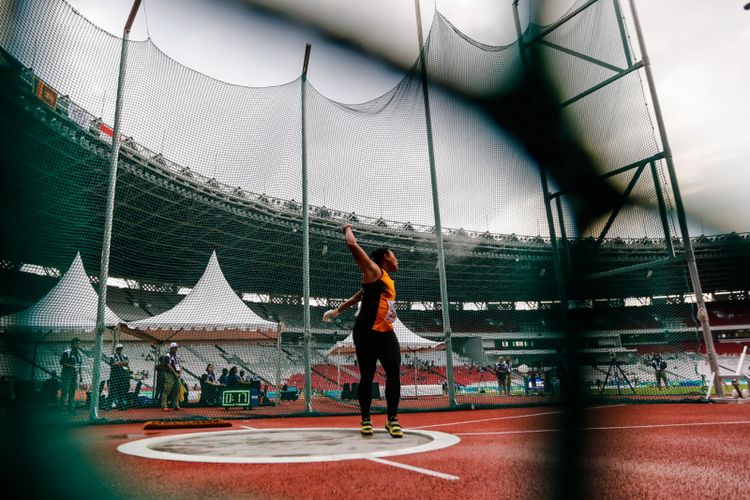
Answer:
[{"left": 0, "top": 0, "right": 739, "bottom": 424}]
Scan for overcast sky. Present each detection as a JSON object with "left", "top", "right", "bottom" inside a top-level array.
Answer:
[{"left": 62, "top": 0, "right": 750, "bottom": 235}]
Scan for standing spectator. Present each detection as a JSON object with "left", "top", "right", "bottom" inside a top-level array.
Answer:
[
  {"left": 59, "top": 338, "right": 83, "bottom": 413},
  {"left": 494, "top": 357, "right": 509, "bottom": 396},
  {"left": 651, "top": 355, "right": 668, "bottom": 390},
  {"left": 239, "top": 369, "right": 250, "bottom": 383},
  {"left": 160, "top": 342, "right": 182, "bottom": 411},
  {"left": 526, "top": 366, "right": 537, "bottom": 395},
  {"left": 108, "top": 343, "right": 130, "bottom": 410}
]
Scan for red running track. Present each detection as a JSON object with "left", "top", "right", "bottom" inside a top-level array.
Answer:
[{"left": 72, "top": 404, "right": 750, "bottom": 500}]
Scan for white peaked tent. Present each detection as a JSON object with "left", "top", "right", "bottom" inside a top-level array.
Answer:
[
  {"left": 326, "top": 318, "right": 445, "bottom": 356},
  {"left": 124, "top": 251, "right": 280, "bottom": 342},
  {"left": 326, "top": 318, "right": 445, "bottom": 397},
  {"left": 0, "top": 252, "right": 122, "bottom": 335}
]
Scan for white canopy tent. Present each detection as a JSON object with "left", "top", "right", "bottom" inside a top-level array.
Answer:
[
  {"left": 0, "top": 252, "right": 122, "bottom": 381},
  {"left": 326, "top": 318, "right": 445, "bottom": 355},
  {"left": 121, "top": 251, "right": 283, "bottom": 393},
  {"left": 326, "top": 318, "right": 445, "bottom": 397},
  {"left": 0, "top": 252, "right": 122, "bottom": 336},
  {"left": 124, "top": 251, "right": 280, "bottom": 342}
]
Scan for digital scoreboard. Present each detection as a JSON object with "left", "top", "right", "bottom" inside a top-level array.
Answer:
[{"left": 222, "top": 389, "right": 250, "bottom": 407}]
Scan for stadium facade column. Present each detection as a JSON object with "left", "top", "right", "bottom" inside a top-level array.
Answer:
[
  {"left": 627, "top": 0, "right": 724, "bottom": 397},
  {"left": 414, "top": 0, "right": 456, "bottom": 407},
  {"left": 301, "top": 43, "right": 313, "bottom": 413},
  {"left": 90, "top": 0, "right": 142, "bottom": 422}
]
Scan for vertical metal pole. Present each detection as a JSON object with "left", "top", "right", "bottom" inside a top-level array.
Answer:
[
  {"left": 513, "top": 1, "right": 570, "bottom": 330},
  {"left": 613, "top": 0, "right": 633, "bottom": 68},
  {"left": 628, "top": 0, "right": 723, "bottom": 396},
  {"left": 414, "top": 0, "right": 456, "bottom": 407},
  {"left": 540, "top": 177, "right": 570, "bottom": 329},
  {"left": 276, "top": 330, "right": 282, "bottom": 402},
  {"left": 31, "top": 342, "right": 38, "bottom": 384},
  {"left": 301, "top": 43, "right": 313, "bottom": 412},
  {"left": 555, "top": 196, "right": 573, "bottom": 277},
  {"left": 649, "top": 161, "right": 675, "bottom": 258},
  {"left": 152, "top": 344, "right": 160, "bottom": 402},
  {"left": 90, "top": 0, "right": 142, "bottom": 422}
]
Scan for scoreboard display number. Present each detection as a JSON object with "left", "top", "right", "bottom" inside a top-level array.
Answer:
[{"left": 222, "top": 389, "right": 250, "bottom": 407}]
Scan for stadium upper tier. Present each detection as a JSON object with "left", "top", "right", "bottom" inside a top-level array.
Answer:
[{"left": 1, "top": 48, "right": 749, "bottom": 303}]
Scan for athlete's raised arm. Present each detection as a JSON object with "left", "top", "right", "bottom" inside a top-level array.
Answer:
[{"left": 342, "top": 224, "right": 381, "bottom": 283}]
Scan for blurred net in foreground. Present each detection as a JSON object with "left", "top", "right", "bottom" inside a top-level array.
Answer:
[{"left": 1, "top": 0, "right": 748, "bottom": 424}]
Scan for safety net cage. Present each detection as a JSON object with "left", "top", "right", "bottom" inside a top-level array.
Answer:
[{"left": 1, "top": 0, "right": 744, "bottom": 425}]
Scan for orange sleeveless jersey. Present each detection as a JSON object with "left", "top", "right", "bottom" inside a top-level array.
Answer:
[{"left": 354, "top": 270, "right": 397, "bottom": 333}]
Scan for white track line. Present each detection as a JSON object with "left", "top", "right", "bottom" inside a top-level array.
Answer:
[
  {"left": 367, "top": 457, "right": 459, "bottom": 481},
  {"left": 583, "top": 420, "right": 750, "bottom": 431},
  {"left": 239, "top": 425, "right": 257, "bottom": 430},
  {"left": 412, "top": 410, "right": 564, "bottom": 430},
  {"left": 413, "top": 404, "right": 625, "bottom": 430},
  {"left": 586, "top": 404, "right": 626, "bottom": 410},
  {"left": 412, "top": 405, "right": 623, "bottom": 431},
  {"left": 455, "top": 419, "right": 750, "bottom": 436},
  {"left": 456, "top": 429, "right": 560, "bottom": 436}
]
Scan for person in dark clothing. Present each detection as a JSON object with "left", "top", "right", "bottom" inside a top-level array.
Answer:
[
  {"left": 59, "top": 338, "right": 83, "bottom": 413},
  {"left": 40, "top": 371, "right": 61, "bottom": 406},
  {"left": 108, "top": 343, "right": 130, "bottom": 410},
  {"left": 200, "top": 364, "right": 221, "bottom": 406},
  {"left": 651, "top": 355, "right": 668, "bottom": 390},
  {"left": 160, "top": 342, "right": 182, "bottom": 411},
  {"left": 227, "top": 366, "right": 242, "bottom": 387},
  {"left": 323, "top": 224, "right": 402, "bottom": 438},
  {"left": 494, "top": 357, "right": 510, "bottom": 395}
]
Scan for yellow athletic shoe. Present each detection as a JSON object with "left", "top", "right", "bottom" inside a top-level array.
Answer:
[
  {"left": 360, "top": 419, "right": 373, "bottom": 436},
  {"left": 385, "top": 417, "right": 403, "bottom": 438}
]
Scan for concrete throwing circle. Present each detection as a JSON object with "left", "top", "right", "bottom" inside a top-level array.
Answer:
[{"left": 117, "top": 427, "right": 459, "bottom": 463}]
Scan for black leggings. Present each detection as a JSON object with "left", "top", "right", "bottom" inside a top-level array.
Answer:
[{"left": 353, "top": 328, "right": 401, "bottom": 420}]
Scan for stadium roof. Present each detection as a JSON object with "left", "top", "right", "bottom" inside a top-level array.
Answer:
[{"left": 1, "top": 48, "right": 749, "bottom": 306}]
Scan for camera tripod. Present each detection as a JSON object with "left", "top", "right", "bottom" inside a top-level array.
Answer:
[{"left": 599, "top": 357, "right": 636, "bottom": 395}]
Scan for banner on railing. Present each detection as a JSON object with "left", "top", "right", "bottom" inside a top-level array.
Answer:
[{"left": 35, "top": 78, "right": 57, "bottom": 110}]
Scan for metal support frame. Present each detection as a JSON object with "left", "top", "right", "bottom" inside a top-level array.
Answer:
[
  {"left": 301, "top": 43, "right": 313, "bottom": 412},
  {"left": 90, "top": 0, "right": 141, "bottom": 422},
  {"left": 415, "top": 0, "right": 456, "bottom": 406},
  {"left": 649, "top": 161, "right": 675, "bottom": 257},
  {"left": 555, "top": 197, "right": 573, "bottom": 277},
  {"left": 513, "top": 1, "right": 570, "bottom": 333},
  {"left": 628, "top": 0, "right": 723, "bottom": 396},
  {"left": 594, "top": 163, "right": 646, "bottom": 247},
  {"left": 560, "top": 61, "right": 642, "bottom": 109}
]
